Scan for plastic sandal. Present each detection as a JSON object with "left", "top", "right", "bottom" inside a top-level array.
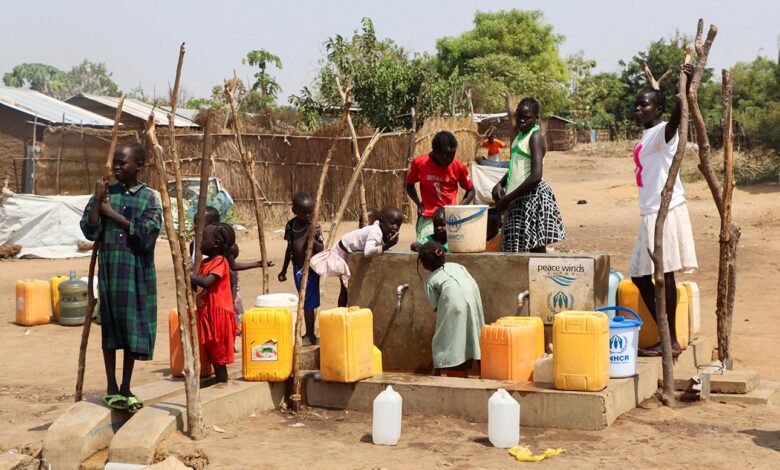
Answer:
[
  {"left": 125, "top": 395, "right": 144, "bottom": 414},
  {"left": 102, "top": 394, "right": 128, "bottom": 410}
]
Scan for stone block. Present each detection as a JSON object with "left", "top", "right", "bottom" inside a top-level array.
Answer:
[{"left": 108, "top": 380, "right": 284, "bottom": 465}]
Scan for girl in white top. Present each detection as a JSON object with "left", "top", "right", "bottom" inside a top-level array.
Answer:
[
  {"left": 311, "top": 206, "right": 402, "bottom": 307},
  {"left": 630, "top": 64, "right": 698, "bottom": 358}
]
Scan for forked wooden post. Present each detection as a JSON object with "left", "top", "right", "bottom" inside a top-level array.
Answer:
[
  {"left": 290, "top": 90, "right": 353, "bottom": 413},
  {"left": 75, "top": 95, "right": 124, "bottom": 403},
  {"left": 224, "top": 74, "right": 270, "bottom": 294},
  {"left": 335, "top": 75, "right": 369, "bottom": 227},
  {"left": 166, "top": 42, "right": 204, "bottom": 439},
  {"left": 647, "top": 46, "right": 692, "bottom": 407},
  {"left": 685, "top": 20, "right": 740, "bottom": 368},
  {"left": 326, "top": 129, "right": 382, "bottom": 248}
]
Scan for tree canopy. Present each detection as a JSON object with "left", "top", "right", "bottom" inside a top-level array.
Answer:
[
  {"left": 436, "top": 10, "right": 568, "bottom": 113},
  {"left": 2, "top": 60, "right": 121, "bottom": 99}
]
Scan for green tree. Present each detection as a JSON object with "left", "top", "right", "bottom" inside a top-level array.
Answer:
[
  {"left": 292, "top": 18, "right": 459, "bottom": 130},
  {"left": 2, "top": 63, "right": 71, "bottom": 98},
  {"left": 617, "top": 33, "right": 713, "bottom": 121},
  {"left": 243, "top": 49, "right": 283, "bottom": 109},
  {"left": 566, "top": 53, "right": 625, "bottom": 129},
  {"left": 435, "top": 10, "right": 568, "bottom": 113},
  {"left": 66, "top": 60, "right": 121, "bottom": 96}
]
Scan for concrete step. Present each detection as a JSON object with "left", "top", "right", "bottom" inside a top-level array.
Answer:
[
  {"left": 305, "top": 360, "right": 660, "bottom": 431},
  {"left": 44, "top": 361, "right": 242, "bottom": 470},
  {"left": 711, "top": 380, "right": 780, "bottom": 406},
  {"left": 674, "top": 368, "right": 761, "bottom": 394},
  {"left": 108, "top": 379, "right": 285, "bottom": 465}
]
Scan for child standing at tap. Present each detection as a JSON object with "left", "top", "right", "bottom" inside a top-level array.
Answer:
[
  {"left": 311, "top": 206, "right": 403, "bottom": 307},
  {"left": 279, "top": 192, "right": 324, "bottom": 345},
  {"left": 191, "top": 222, "right": 238, "bottom": 382},
  {"left": 418, "top": 241, "right": 485, "bottom": 378}
]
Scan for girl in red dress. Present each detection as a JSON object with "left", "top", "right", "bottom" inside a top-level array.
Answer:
[{"left": 191, "top": 222, "right": 237, "bottom": 382}]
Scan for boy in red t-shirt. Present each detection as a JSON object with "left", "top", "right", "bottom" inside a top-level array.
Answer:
[
  {"left": 480, "top": 135, "right": 505, "bottom": 161},
  {"left": 406, "top": 131, "right": 475, "bottom": 239}
]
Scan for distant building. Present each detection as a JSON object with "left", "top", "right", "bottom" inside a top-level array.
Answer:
[
  {"left": 66, "top": 93, "right": 199, "bottom": 132},
  {"left": 0, "top": 86, "right": 114, "bottom": 192}
]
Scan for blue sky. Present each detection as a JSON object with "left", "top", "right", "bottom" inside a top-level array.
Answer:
[{"left": 2, "top": 0, "right": 777, "bottom": 103}]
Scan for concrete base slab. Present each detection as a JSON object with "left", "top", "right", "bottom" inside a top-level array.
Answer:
[
  {"left": 305, "top": 360, "right": 659, "bottom": 431},
  {"left": 79, "top": 449, "right": 107, "bottom": 470},
  {"left": 711, "top": 381, "right": 780, "bottom": 406},
  {"left": 108, "top": 380, "right": 285, "bottom": 465},
  {"left": 44, "top": 361, "right": 243, "bottom": 470},
  {"left": 641, "top": 336, "right": 714, "bottom": 380},
  {"left": 675, "top": 369, "right": 760, "bottom": 394}
]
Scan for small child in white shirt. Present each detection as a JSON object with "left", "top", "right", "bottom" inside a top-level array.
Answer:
[{"left": 311, "top": 206, "right": 402, "bottom": 307}]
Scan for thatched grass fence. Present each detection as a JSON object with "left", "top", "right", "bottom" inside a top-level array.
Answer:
[{"left": 35, "top": 116, "right": 480, "bottom": 225}]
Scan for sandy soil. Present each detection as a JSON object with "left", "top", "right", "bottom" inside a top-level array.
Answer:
[{"left": 1, "top": 147, "right": 779, "bottom": 467}]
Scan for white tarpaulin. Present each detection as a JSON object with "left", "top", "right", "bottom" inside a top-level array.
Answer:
[
  {"left": 470, "top": 162, "right": 507, "bottom": 205},
  {"left": 0, "top": 189, "right": 92, "bottom": 258}
]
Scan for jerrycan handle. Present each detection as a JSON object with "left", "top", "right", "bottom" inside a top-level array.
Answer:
[{"left": 595, "top": 306, "right": 642, "bottom": 326}]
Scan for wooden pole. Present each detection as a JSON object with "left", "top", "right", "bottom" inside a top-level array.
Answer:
[
  {"left": 685, "top": 20, "right": 740, "bottom": 367},
  {"left": 290, "top": 85, "right": 353, "bottom": 413},
  {"left": 326, "top": 129, "right": 382, "bottom": 248},
  {"left": 193, "top": 109, "right": 214, "bottom": 272},
  {"left": 717, "top": 69, "right": 739, "bottom": 368},
  {"left": 75, "top": 95, "right": 125, "bottom": 402},
  {"left": 165, "top": 43, "right": 204, "bottom": 439},
  {"left": 81, "top": 122, "right": 90, "bottom": 192},
  {"left": 648, "top": 47, "right": 693, "bottom": 407},
  {"left": 56, "top": 113, "right": 64, "bottom": 194},
  {"left": 224, "top": 74, "right": 270, "bottom": 294},
  {"left": 334, "top": 75, "right": 369, "bottom": 227}
]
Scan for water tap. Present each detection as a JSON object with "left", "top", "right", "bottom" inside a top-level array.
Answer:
[
  {"left": 516, "top": 290, "right": 529, "bottom": 316},
  {"left": 396, "top": 283, "right": 409, "bottom": 300}
]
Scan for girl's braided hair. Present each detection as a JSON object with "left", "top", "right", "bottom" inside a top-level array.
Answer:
[
  {"left": 517, "top": 97, "right": 540, "bottom": 117},
  {"left": 211, "top": 222, "right": 235, "bottom": 257},
  {"left": 417, "top": 240, "right": 446, "bottom": 279}
]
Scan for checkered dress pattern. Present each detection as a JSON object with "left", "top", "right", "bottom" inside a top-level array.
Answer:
[
  {"left": 502, "top": 180, "right": 566, "bottom": 252},
  {"left": 81, "top": 183, "right": 162, "bottom": 360}
]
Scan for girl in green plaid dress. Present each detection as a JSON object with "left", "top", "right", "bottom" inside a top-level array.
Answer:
[{"left": 81, "top": 142, "right": 162, "bottom": 413}]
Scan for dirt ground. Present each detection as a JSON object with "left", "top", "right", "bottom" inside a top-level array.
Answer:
[{"left": 1, "top": 147, "right": 779, "bottom": 468}]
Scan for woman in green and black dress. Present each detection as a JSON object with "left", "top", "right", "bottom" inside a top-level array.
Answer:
[{"left": 492, "top": 98, "right": 565, "bottom": 253}]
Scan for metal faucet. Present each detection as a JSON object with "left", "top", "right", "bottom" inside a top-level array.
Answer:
[
  {"left": 516, "top": 290, "right": 529, "bottom": 316},
  {"left": 396, "top": 283, "right": 409, "bottom": 300}
]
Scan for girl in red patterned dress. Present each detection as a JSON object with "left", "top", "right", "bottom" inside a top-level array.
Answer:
[{"left": 191, "top": 222, "right": 237, "bottom": 382}]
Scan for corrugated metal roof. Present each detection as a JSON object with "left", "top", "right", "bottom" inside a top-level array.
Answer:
[
  {"left": 77, "top": 93, "right": 198, "bottom": 127},
  {"left": 161, "top": 105, "right": 201, "bottom": 122},
  {"left": 0, "top": 86, "right": 115, "bottom": 126}
]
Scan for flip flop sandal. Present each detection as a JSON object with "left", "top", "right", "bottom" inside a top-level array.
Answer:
[
  {"left": 638, "top": 348, "right": 661, "bottom": 357},
  {"left": 125, "top": 395, "right": 144, "bottom": 414},
  {"left": 102, "top": 394, "right": 128, "bottom": 410}
]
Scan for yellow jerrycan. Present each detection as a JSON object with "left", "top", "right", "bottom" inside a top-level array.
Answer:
[
  {"left": 481, "top": 323, "right": 538, "bottom": 381},
  {"left": 553, "top": 311, "right": 610, "bottom": 392},
  {"left": 242, "top": 307, "right": 294, "bottom": 382},
  {"left": 16, "top": 279, "right": 51, "bottom": 326},
  {"left": 616, "top": 280, "right": 689, "bottom": 349},
  {"left": 319, "top": 306, "right": 374, "bottom": 382},
  {"left": 50, "top": 275, "right": 69, "bottom": 322},
  {"left": 495, "top": 316, "right": 545, "bottom": 360}
]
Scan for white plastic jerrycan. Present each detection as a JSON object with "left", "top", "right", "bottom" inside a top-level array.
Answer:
[
  {"left": 488, "top": 388, "right": 520, "bottom": 448},
  {"left": 372, "top": 385, "right": 402, "bottom": 445}
]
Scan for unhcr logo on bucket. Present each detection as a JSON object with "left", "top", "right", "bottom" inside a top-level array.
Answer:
[{"left": 610, "top": 334, "right": 630, "bottom": 363}]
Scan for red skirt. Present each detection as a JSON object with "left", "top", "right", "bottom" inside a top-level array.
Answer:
[{"left": 198, "top": 305, "right": 237, "bottom": 366}]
